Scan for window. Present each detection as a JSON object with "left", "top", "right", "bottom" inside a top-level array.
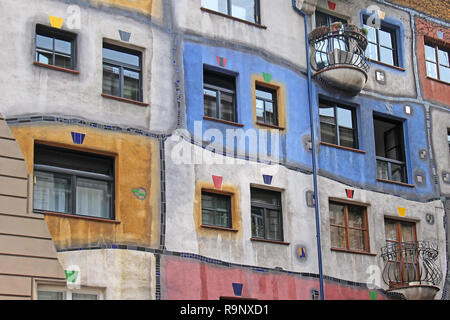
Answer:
[
  {"left": 35, "top": 25, "right": 76, "bottom": 70},
  {"left": 319, "top": 100, "right": 358, "bottom": 149},
  {"left": 37, "top": 286, "right": 101, "bottom": 300},
  {"left": 373, "top": 115, "right": 407, "bottom": 183},
  {"left": 363, "top": 18, "right": 399, "bottom": 67},
  {"left": 448, "top": 129, "right": 450, "bottom": 152},
  {"left": 201, "top": 191, "right": 232, "bottom": 228},
  {"left": 255, "top": 85, "right": 278, "bottom": 126},
  {"left": 33, "top": 144, "right": 115, "bottom": 219},
  {"left": 425, "top": 42, "right": 450, "bottom": 83},
  {"left": 251, "top": 188, "right": 283, "bottom": 241},
  {"left": 203, "top": 68, "right": 237, "bottom": 122},
  {"left": 103, "top": 43, "right": 142, "bottom": 102},
  {"left": 329, "top": 201, "right": 369, "bottom": 253},
  {"left": 201, "top": 0, "right": 261, "bottom": 24}
]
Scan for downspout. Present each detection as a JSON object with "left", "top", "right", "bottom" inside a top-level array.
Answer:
[{"left": 292, "top": 0, "right": 325, "bottom": 300}]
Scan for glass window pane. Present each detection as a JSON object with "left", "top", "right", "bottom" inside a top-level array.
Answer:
[
  {"left": 380, "top": 46, "right": 394, "bottom": 65},
  {"left": 366, "top": 42, "right": 378, "bottom": 61},
  {"left": 385, "top": 221, "right": 397, "bottom": 242},
  {"left": 426, "top": 61, "right": 438, "bottom": 78},
  {"left": 36, "top": 34, "right": 53, "bottom": 50},
  {"left": 329, "top": 203, "right": 345, "bottom": 226},
  {"left": 348, "top": 205, "right": 364, "bottom": 228},
  {"left": 379, "top": 29, "right": 393, "bottom": 48},
  {"left": 36, "top": 51, "right": 52, "bottom": 65},
  {"left": 256, "top": 99, "right": 264, "bottom": 123},
  {"left": 337, "top": 107, "right": 353, "bottom": 129},
  {"left": 339, "top": 127, "right": 356, "bottom": 148},
  {"left": 38, "top": 291, "right": 64, "bottom": 300},
  {"left": 319, "top": 106, "right": 335, "bottom": 124},
  {"left": 320, "top": 123, "right": 337, "bottom": 145},
  {"left": 55, "top": 38, "right": 72, "bottom": 55},
  {"left": 251, "top": 189, "right": 281, "bottom": 206},
  {"left": 202, "top": 0, "right": 227, "bottom": 14},
  {"left": 391, "top": 163, "right": 405, "bottom": 183},
  {"left": 103, "top": 64, "right": 121, "bottom": 97},
  {"left": 439, "top": 65, "right": 450, "bottom": 83},
  {"left": 54, "top": 54, "right": 72, "bottom": 69},
  {"left": 377, "top": 160, "right": 389, "bottom": 180},
  {"left": 349, "top": 229, "right": 366, "bottom": 251},
  {"left": 103, "top": 47, "right": 139, "bottom": 67},
  {"left": 401, "top": 223, "right": 415, "bottom": 243},
  {"left": 330, "top": 226, "right": 346, "bottom": 248},
  {"left": 267, "top": 209, "right": 282, "bottom": 241},
  {"left": 204, "top": 88, "right": 218, "bottom": 118},
  {"left": 255, "top": 88, "right": 273, "bottom": 101},
  {"left": 220, "top": 91, "right": 234, "bottom": 122},
  {"left": 425, "top": 45, "right": 437, "bottom": 62},
  {"left": 438, "top": 49, "right": 449, "bottom": 67},
  {"left": 34, "top": 171, "right": 72, "bottom": 214},
  {"left": 72, "top": 293, "right": 98, "bottom": 300},
  {"left": 123, "top": 69, "right": 140, "bottom": 101},
  {"left": 76, "top": 178, "right": 112, "bottom": 218},
  {"left": 251, "top": 207, "right": 265, "bottom": 238},
  {"left": 231, "top": 0, "right": 256, "bottom": 22},
  {"left": 364, "top": 25, "right": 377, "bottom": 44},
  {"left": 264, "top": 102, "right": 276, "bottom": 126}
]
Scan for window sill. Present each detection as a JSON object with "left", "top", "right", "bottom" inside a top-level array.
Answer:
[
  {"left": 426, "top": 76, "right": 449, "bottom": 86},
  {"left": 101, "top": 93, "right": 149, "bottom": 107},
  {"left": 255, "top": 122, "right": 285, "bottom": 130},
  {"left": 376, "top": 178, "right": 415, "bottom": 188},
  {"left": 33, "top": 61, "right": 79, "bottom": 75},
  {"left": 200, "top": 7, "right": 267, "bottom": 30},
  {"left": 367, "top": 59, "right": 405, "bottom": 72},
  {"left": 331, "top": 247, "right": 377, "bottom": 256},
  {"left": 200, "top": 225, "right": 239, "bottom": 233},
  {"left": 320, "top": 142, "right": 366, "bottom": 154},
  {"left": 250, "top": 237, "right": 290, "bottom": 246},
  {"left": 203, "top": 116, "right": 244, "bottom": 127},
  {"left": 37, "top": 210, "right": 121, "bottom": 224}
]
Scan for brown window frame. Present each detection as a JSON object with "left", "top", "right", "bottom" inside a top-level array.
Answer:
[{"left": 329, "top": 201, "right": 370, "bottom": 254}]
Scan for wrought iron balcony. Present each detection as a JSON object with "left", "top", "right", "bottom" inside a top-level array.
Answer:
[
  {"left": 309, "top": 23, "right": 370, "bottom": 94},
  {"left": 381, "top": 241, "right": 443, "bottom": 300}
]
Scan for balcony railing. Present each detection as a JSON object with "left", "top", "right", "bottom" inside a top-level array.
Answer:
[
  {"left": 376, "top": 156, "right": 407, "bottom": 183},
  {"left": 381, "top": 241, "right": 442, "bottom": 289},
  {"left": 308, "top": 24, "right": 370, "bottom": 93}
]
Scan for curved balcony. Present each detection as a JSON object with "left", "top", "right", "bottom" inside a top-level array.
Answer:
[
  {"left": 309, "top": 23, "right": 370, "bottom": 94},
  {"left": 381, "top": 241, "right": 443, "bottom": 300}
]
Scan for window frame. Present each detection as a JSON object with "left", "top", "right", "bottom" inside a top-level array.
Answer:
[
  {"left": 329, "top": 201, "right": 370, "bottom": 254},
  {"left": 33, "top": 143, "right": 115, "bottom": 220},
  {"left": 319, "top": 99, "right": 359, "bottom": 150},
  {"left": 255, "top": 85, "right": 279, "bottom": 127},
  {"left": 35, "top": 24, "right": 77, "bottom": 70},
  {"left": 37, "top": 285, "right": 103, "bottom": 300},
  {"left": 250, "top": 187, "right": 283, "bottom": 242},
  {"left": 424, "top": 41, "right": 450, "bottom": 84},
  {"left": 363, "top": 17, "right": 400, "bottom": 67},
  {"left": 201, "top": 190, "right": 233, "bottom": 229},
  {"left": 102, "top": 42, "right": 143, "bottom": 102},
  {"left": 201, "top": 0, "right": 261, "bottom": 25}
]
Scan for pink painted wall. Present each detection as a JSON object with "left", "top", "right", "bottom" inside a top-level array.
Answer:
[{"left": 162, "top": 257, "right": 387, "bottom": 300}]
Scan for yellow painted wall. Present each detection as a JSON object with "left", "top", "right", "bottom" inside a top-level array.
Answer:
[
  {"left": 92, "top": 0, "right": 162, "bottom": 18},
  {"left": 11, "top": 123, "right": 160, "bottom": 249}
]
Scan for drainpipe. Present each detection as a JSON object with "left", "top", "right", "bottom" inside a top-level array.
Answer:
[{"left": 292, "top": 0, "right": 325, "bottom": 300}]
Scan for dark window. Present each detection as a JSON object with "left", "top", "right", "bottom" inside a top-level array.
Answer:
[
  {"left": 203, "top": 68, "right": 237, "bottom": 122},
  {"left": 315, "top": 11, "right": 346, "bottom": 28},
  {"left": 364, "top": 18, "right": 399, "bottom": 67},
  {"left": 202, "top": 0, "right": 261, "bottom": 24},
  {"left": 319, "top": 100, "right": 358, "bottom": 149},
  {"left": 33, "top": 144, "right": 114, "bottom": 219},
  {"left": 255, "top": 86, "right": 278, "bottom": 126},
  {"left": 425, "top": 42, "right": 450, "bottom": 83},
  {"left": 201, "top": 191, "right": 232, "bottom": 228},
  {"left": 103, "top": 43, "right": 142, "bottom": 102},
  {"left": 329, "top": 201, "right": 369, "bottom": 252},
  {"left": 373, "top": 115, "right": 407, "bottom": 183},
  {"left": 251, "top": 188, "right": 283, "bottom": 241},
  {"left": 35, "top": 25, "right": 76, "bottom": 70}
]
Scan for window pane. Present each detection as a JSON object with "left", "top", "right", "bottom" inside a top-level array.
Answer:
[
  {"left": 123, "top": 69, "right": 140, "bottom": 101},
  {"left": 72, "top": 293, "right": 98, "bottom": 300},
  {"left": 264, "top": 102, "right": 276, "bottom": 126},
  {"left": 76, "top": 178, "right": 112, "bottom": 218},
  {"left": 377, "top": 160, "right": 389, "bottom": 180},
  {"left": 366, "top": 42, "right": 378, "bottom": 61},
  {"left": 251, "top": 207, "right": 265, "bottom": 238},
  {"left": 339, "top": 127, "right": 356, "bottom": 148},
  {"left": 348, "top": 206, "right": 364, "bottom": 228},
  {"left": 38, "top": 291, "right": 64, "bottom": 300},
  {"left": 231, "top": 0, "right": 256, "bottom": 22},
  {"left": 36, "top": 50, "right": 52, "bottom": 65},
  {"left": 202, "top": 193, "right": 231, "bottom": 228},
  {"left": 204, "top": 88, "right": 218, "bottom": 118},
  {"left": 425, "top": 45, "right": 437, "bottom": 62},
  {"left": 266, "top": 209, "right": 282, "bottom": 241},
  {"left": 330, "top": 226, "right": 346, "bottom": 248},
  {"left": 349, "top": 229, "right": 366, "bottom": 251},
  {"left": 329, "top": 203, "right": 345, "bottom": 226},
  {"left": 379, "top": 46, "right": 394, "bottom": 65},
  {"left": 385, "top": 221, "right": 397, "bottom": 242},
  {"left": 202, "top": 0, "right": 228, "bottom": 14},
  {"left": 103, "top": 64, "right": 121, "bottom": 97},
  {"left": 391, "top": 163, "right": 405, "bottom": 183},
  {"left": 426, "top": 61, "right": 438, "bottom": 78},
  {"left": 256, "top": 99, "right": 264, "bottom": 123},
  {"left": 320, "top": 123, "right": 337, "bottom": 145},
  {"left": 55, "top": 38, "right": 72, "bottom": 55},
  {"left": 34, "top": 171, "right": 72, "bottom": 214},
  {"left": 337, "top": 107, "right": 353, "bottom": 129},
  {"left": 256, "top": 88, "right": 273, "bottom": 101},
  {"left": 36, "top": 34, "right": 53, "bottom": 50},
  {"left": 319, "top": 106, "right": 335, "bottom": 122},
  {"left": 54, "top": 54, "right": 72, "bottom": 69},
  {"left": 220, "top": 91, "right": 234, "bottom": 122},
  {"left": 439, "top": 65, "right": 450, "bottom": 83},
  {"left": 379, "top": 29, "right": 393, "bottom": 48},
  {"left": 364, "top": 25, "right": 377, "bottom": 44},
  {"left": 251, "top": 189, "right": 281, "bottom": 206},
  {"left": 103, "top": 47, "right": 139, "bottom": 67},
  {"left": 438, "top": 49, "right": 449, "bottom": 67},
  {"left": 401, "top": 223, "right": 415, "bottom": 243}
]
